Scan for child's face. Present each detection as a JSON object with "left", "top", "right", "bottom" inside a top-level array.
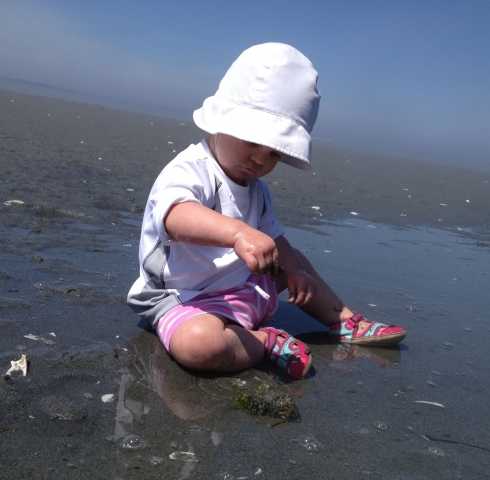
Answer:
[{"left": 210, "top": 134, "right": 282, "bottom": 186}]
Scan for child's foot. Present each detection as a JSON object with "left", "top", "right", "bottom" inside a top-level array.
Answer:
[
  {"left": 329, "top": 312, "right": 406, "bottom": 346},
  {"left": 259, "top": 327, "right": 313, "bottom": 379}
]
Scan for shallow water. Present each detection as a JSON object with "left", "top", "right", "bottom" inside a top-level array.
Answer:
[
  {"left": 1, "top": 213, "right": 489, "bottom": 479},
  {"left": 274, "top": 220, "right": 490, "bottom": 478}
]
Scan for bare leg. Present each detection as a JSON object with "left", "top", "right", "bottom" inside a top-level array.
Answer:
[
  {"left": 169, "top": 313, "right": 268, "bottom": 372},
  {"left": 275, "top": 248, "right": 355, "bottom": 326}
]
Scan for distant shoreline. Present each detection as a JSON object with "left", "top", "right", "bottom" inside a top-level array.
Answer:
[
  {"left": 0, "top": 79, "right": 192, "bottom": 123},
  {"left": 2, "top": 80, "right": 488, "bottom": 174}
]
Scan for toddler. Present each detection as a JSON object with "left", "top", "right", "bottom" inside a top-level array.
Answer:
[{"left": 128, "top": 43, "right": 406, "bottom": 379}]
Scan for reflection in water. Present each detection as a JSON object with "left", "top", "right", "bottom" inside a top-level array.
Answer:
[
  {"left": 119, "top": 331, "right": 304, "bottom": 424},
  {"left": 297, "top": 331, "right": 403, "bottom": 367},
  {"left": 111, "top": 330, "right": 306, "bottom": 477},
  {"left": 113, "top": 330, "right": 402, "bottom": 432},
  {"left": 108, "top": 329, "right": 403, "bottom": 477},
  {"left": 332, "top": 343, "right": 402, "bottom": 366}
]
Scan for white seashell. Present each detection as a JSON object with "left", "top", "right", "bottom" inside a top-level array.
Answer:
[
  {"left": 24, "top": 334, "right": 44, "bottom": 341},
  {"left": 101, "top": 394, "right": 115, "bottom": 403},
  {"left": 4, "top": 200, "right": 25, "bottom": 206},
  {"left": 5, "top": 354, "right": 28, "bottom": 377},
  {"left": 414, "top": 400, "right": 445, "bottom": 408},
  {"left": 169, "top": 452, "right": 198, "bottom": 462}
]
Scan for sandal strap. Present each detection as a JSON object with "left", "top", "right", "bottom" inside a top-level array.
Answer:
[
  {"left": 263, "top": 328, "right": 278, "bottom": 357},
  {"left": 344, "top": 312, "right": 365, "bottom": 330}
]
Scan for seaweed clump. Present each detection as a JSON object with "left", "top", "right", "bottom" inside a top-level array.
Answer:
[{"left": 234, "top": 381, "right": 297, "bottom": 420}]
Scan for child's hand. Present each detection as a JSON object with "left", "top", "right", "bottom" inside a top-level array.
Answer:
[
  {"left": 233, "top": 228, "right": 279, "bottom": 276},
  {"left": 285, "top": 267, "right": 316, "bottom": 307}
]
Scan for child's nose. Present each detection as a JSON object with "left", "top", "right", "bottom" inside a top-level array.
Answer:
[{"left": 250, "top": 148, "right": 268, "bottom": 165}]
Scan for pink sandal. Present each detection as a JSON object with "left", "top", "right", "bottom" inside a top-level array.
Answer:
[
  {"left": 259, "top": 327, "right": 313, "bottom": 379},
  {"left": 329, "top": 312, "right": 406, "bottom": 346}
]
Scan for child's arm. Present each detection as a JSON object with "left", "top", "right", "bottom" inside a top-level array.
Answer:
[
  {"left": 165, "top": 202, "right": 278, "bottom": 276},
  {"left": 275, "top": 235, "right": 316, "bottom": 307}
]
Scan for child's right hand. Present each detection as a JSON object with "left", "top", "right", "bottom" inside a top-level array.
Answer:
[{"left": 233, "top": 228, "right": 279, "bottom": 276}]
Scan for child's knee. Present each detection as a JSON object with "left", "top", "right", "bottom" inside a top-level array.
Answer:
[{"left": 170, "top": 319, "right": 230, "bottom": 369}]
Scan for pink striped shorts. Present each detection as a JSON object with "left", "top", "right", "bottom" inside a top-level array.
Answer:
[{"left": 156, "top": 274, "right": 278, "bottom": 353}]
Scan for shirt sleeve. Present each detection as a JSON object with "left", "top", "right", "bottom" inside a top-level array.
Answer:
[
  {"left": 257, "top": 180, "right": 285, "bottom": 240},
  {"left": 149, "top": 157, "right": 213, "bottom": 244}
]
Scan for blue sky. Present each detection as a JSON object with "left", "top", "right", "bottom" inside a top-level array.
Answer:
[{"left": 1, "top": 0, "right": 489, "bottom": 168}]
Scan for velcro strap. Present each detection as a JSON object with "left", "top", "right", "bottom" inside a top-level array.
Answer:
[
  {"left": 262, "top": 328, "right": 277, "bottom": 358},
  {"left": 345, "top": 312, "right": 364, "bottom": 330}
]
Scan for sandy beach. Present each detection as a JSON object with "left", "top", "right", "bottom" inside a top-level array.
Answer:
[{"left": 1, "top": 90, "right": 489, "bottom": 479}]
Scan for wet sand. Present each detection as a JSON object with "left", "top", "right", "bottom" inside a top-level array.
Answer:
[{"left": 1, "top": 90, "right": 489, "bottom": 479}]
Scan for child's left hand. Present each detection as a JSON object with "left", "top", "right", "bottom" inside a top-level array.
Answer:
[{"left": 285, "top": 267, "right": 316, "bottom": 307}]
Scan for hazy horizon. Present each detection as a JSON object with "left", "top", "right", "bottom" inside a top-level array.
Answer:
[{"left": 1, "top": 1, "right": 489, "bottom": 170}]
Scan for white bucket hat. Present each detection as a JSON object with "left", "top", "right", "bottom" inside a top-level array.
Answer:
[{"left": 193, "top": 43, "right": 321, "bottom": 171}]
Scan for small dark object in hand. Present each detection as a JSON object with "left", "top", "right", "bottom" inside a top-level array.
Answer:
[{"left": 269, "top": 264, "right": 285, "bottom": 281}]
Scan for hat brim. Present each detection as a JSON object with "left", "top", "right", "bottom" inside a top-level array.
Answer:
[{"left": 193, "top": 95, "right": 312, "bottom": 171}]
